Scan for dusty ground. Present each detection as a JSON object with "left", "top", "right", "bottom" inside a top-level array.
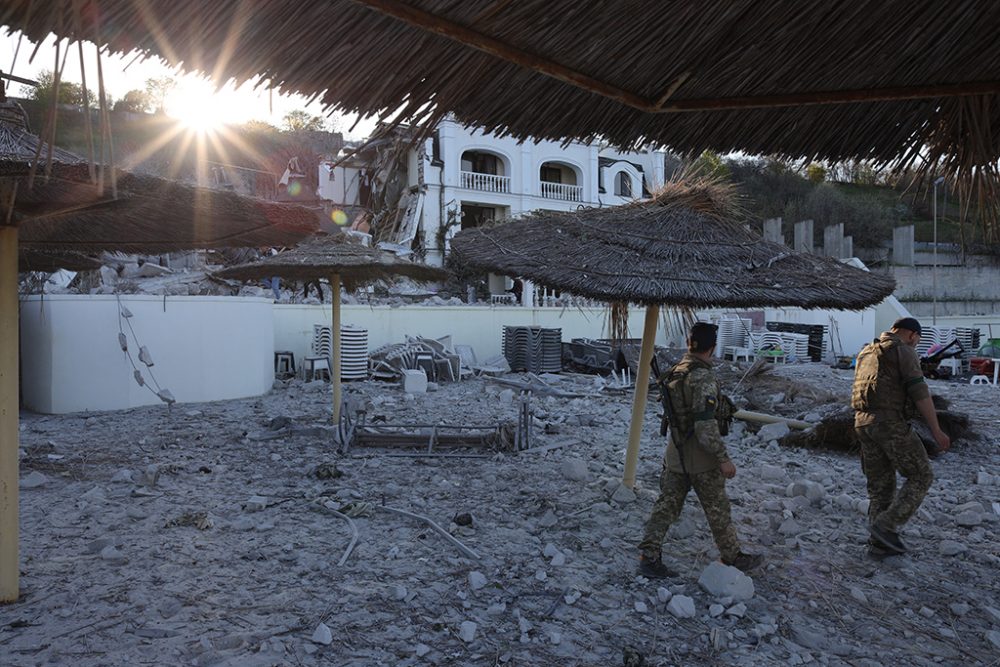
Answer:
[{"left": 3, "top": 363, "right": 999, "bottom": 666}]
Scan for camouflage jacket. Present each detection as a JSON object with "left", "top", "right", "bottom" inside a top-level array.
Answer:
[
  {"left": 662, "top": 353, "right": 732, "bottom": 474},
  {"left": 852, "top": 331, "right": 930, "bottom": 427}
]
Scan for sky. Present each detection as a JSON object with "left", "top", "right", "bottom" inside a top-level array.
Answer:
[{"left": 0, "top": 30, "right": 376, "bottom": 139}]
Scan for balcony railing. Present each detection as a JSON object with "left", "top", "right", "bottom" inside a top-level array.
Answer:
[
  {"left": 540, "top": 181, "right": 583, "bottom": 202},
  {"left": 460, "top": 170, "right": 511, "bottom": 193}
]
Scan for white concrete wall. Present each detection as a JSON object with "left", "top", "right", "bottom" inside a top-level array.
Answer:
[
  {"left": 273, "top": 303, "right": 667, "bottom": 365},
  {"left": 20, "top": 295, "right": 274, "bottom": 414}
]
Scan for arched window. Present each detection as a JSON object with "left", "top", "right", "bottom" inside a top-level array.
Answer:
[{"left": 614, "top": 171, "right": 633, "bottom": 197}]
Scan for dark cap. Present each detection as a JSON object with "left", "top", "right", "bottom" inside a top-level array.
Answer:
[
  {"left": 892, "top": 317, "right": 922, "bottom": 335},
  {"left": 688, "top": 322, "right": 719, "bottom": 352}
]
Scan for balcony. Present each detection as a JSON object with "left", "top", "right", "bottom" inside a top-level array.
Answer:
[
  {"left": 540, "top": 181, "right": 583, "bottom": 202},
  {"left": 460, "top": 170, "right": 511, "bottom": 193}
]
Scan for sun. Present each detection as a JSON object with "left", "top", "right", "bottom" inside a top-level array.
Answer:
[{"left": 165, "top": 79, "right": 243, "bottom": 132}]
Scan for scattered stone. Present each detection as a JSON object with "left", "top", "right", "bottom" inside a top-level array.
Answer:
[
  {"left": 986, "top": 631, "right": 1000, "bottom": 651},
  {"left": 311, "top": 623, "right": 333, "bottom": 646},
  {"left": 111, "top": 469, "right": 135, "bottom": 484},
  {"left": 100, "top": 545, "right": 126, "bottom": 563},
  {"left": 414, "top": 644, "right": 431, "bottom": 657},
  {"left": 778, "top": 518, "right": 803, "bottom": 536},
  {"left": 709, "top": 603, "right": 725, "bottom": 617},
  {"left": 956, "top": 511, "right": 982, "bottom": 527},
  {"left": 313, "top": 463, "right": 342, "bottom": 480},
  {"left": 459, "top": 621, "right": 477, "bottom": 643},
  {"left": 453, "top": 512, "right": 473, "bottom": 526},
  {"left": 611, "top": 484, "right": 637, "bottom": 504},
  {"left": 760, "top": 464, "right": 785, "bottom": 481},
  {"left": 564, "top": 591, "right": 581, "bottom": 605},
  {"left": 19, "top": 471, "right": 48, "bottom": 489},
  {"left": 244, "top": 495, "right": 268, "bottom": 512},
  {"left": 949, "top": 602, "right": 970, "bottom": 616},
  {"left": 538, "top": 510, "right": 558, "bottom": 528},
  {"left": 549, "top": 630, "right": 562, "bottom": 645},
  {"left": 469, "top": 571, "right": 488, "bottom": 591},
  {"left": 535, "top": 569, "right": 547, "bottom": 582},
  {"left": 758, "top": 422, "right": 790, "bottom": 442},
  {"left": 668, "top": 518, "right": 696, "bottom": 540},
  {"left": 983, "top": 605, "right": 1000, "bottom": 624},
  {"left": 560, "top": 458, "right": 589, "bottom": 482},
  {"left": 543, "top": 543, "right": 560, "bottom": 558},
  {"left": 939, "top": 540, "right": 967, "bottom": 557},
  {"left": 919, "top": 607, "right": 935, "bottom": 618},
  {"left": 667, "top": 595, "right": 696, "bottom": 619},
  {"left": 551, "top": 552, "right": 566, "bottom": 566},
  {"left": 498, "top": 389, "right": 515, "bottom": 404},
  {"left": 856, "top": 499, "right": 871, "bottom": 516},
  {"left": 833, "top": 494, "right": 854, "bottom": 510},
  {"left": 657, "top": 587, "right": 671, "bottom": 604},
  {"left": 849, "top": 587, "right": 868, "bottom": 605},
  {"left": 725, "top": 603, "right": 747, "bottom": 618},
  {"left": 697, "top": 562, "right": 755, "bottom": 602},
  {"left": 976, "top": 471, "right": 997, "bottom": 486},
  {"left": 634, "top": 600, "right": 648, "bottom": 613}
]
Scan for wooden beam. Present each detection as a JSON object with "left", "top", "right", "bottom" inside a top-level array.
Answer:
[
  {"left": 349, "top": 0, "right": 1000, "bottom": 113},
  {"left": 347, "top": 0, "right": 654, "bottom": 111},
  {"left": 661, "top": 81, "right": 1000, "bottom": 112},
  {"left": 622, "top": 305, "right": 659, "bottom": 489},
  {"left": 0, "top": 223, "right": 19, "bottom": 603}
]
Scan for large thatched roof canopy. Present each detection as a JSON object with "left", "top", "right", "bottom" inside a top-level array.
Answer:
[
  {"left": 450, "top": 180, "right": 896, "bottom": 310},
  {"left": 2, "top": 0, "right": 998, "bottom": 167}
]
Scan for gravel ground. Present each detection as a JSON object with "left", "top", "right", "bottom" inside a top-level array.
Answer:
[{"left": 3, "top": 363, "right": 999, "bottom": 666}]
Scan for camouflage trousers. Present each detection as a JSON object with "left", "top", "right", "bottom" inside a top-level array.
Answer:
[
  {"left": 856, "top": 421, "right": 933, "bottom": 531},
  {"left": 638, "top": 467, "right": 740, "bottom": 562}
]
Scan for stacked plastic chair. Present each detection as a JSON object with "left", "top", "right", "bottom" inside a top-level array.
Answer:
[
  {"left": 779, "top": 332, "right": 810, "bottom": 361},
  {"left": 502, "top": 326, "right": 562, "bottom": 373},
  {"left": 340, "top": 325, "right": 369, "bottom": 380}
]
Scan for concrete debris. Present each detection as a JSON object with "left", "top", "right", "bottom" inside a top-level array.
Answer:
[
  {"left": 20, "top": 471, "right": 48, "bottom": 489},
  {"left": 402, "top": 369, "right": 428, "bottom": 394},
  {"left": 244, "top": 495, "right": 268, "bottom": 512},
  {"left": 458, "top": 621, "right": 477, "bottom": 643},
  {"left": 560, "top": 458, "right": 589, "bottom": 482},
  {"left": 939, "top": 540, "right": 967, "bottom": 556},
  {"left": 657, "top": 587, "right": 672, "bottom": 604},
  {"left": 667, "top": 595, "right": 696, "bottom": 619},
  {"left": 758, "top": 422, "right": 791, "bottom": 442},
  {"left": 697, "top": 562, "right": 755, "bottom": 602},
  {"left": 468, "top": 571, "right": 488, "bottom": 591},
  {"left": 610, "top": 484, "right": 637, "bottom": 504},
  {"left": 311, "top": 623, "right": 333, "bottom": 646}
]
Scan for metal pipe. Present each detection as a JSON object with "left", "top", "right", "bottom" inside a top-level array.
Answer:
[
  {"left": 331, "top": 273, "right": 342, "bottom": 422},
  {"left": 733, "top": 409, "right": 812, "bottom": 430},
  {"left": 382, "top": 506, "right": 480, "bottom": 560}
]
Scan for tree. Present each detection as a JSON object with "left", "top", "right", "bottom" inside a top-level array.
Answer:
[
  {"left": 806, "top": 163, "right": 827, "bottom": 183},
  {"left": 282, "top": 109, "right": 328, "bottom": 132},
  {"left": 145, "top": 76, "right": 176, "bottom": 113},
  {"left": 690, "top": 150, "right": 731, "bottom": 180},
  {"left": 113, "top": 89, "right": 153, "bottom": 113},
  {"left": 21, "top": 70, "right": 86, "bottom": 108}
]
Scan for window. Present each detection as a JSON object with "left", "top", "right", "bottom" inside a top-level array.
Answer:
[
  {"left": 540, "top": 166, "right": 562, "bottom": 184},
  {"left": 461, "top": 152, "right": 500, "bottom": 175},
  {"left": 615, "top": 171, "right": 632, "bottom": 197}
]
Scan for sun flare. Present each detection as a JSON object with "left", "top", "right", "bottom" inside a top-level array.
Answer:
[{"left": 165, "top": 79, "right": 244, "bottom": 132}]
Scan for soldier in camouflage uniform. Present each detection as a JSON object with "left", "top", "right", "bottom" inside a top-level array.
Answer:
[
  {"left": 852, "top": 317, "right": 951, "bottom": 556},
  {"left": 637, "top": 322, "right": 762, "bottom": 578}
]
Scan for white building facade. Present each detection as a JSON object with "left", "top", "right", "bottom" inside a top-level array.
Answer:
[{"left": 319, "top": 118, "right": 667, "bottom": 272}]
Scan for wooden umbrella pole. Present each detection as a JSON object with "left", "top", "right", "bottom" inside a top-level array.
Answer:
[
  {"left": 331, "top": 273, "right": 342, "bottom": 423},
  {"left": 0, "top": 224, "right": 19, "bottom": 603},
  {"left": 622, "top": 305, "right": 659, "bottom": 489}
]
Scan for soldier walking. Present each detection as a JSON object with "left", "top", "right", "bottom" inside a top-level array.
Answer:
[
  {"left": 637, "top": 322, "right": 762, "bottom": 578},
  {"left": 852, "top": 317, "right": 951, "bottom": 557}
]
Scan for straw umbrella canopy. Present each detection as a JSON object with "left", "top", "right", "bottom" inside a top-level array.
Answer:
[
  {"left": 6, "top": 1, "right": 1000, "bottom": 237},
  {"left": 18, "top": 248, "right": 101, "bottom": 272},
  {"left": 451, "top": 179, "right": 897, "bottom": 489},
  {"left": 215, "top": 232, "right": 448, "bottom": 422}
]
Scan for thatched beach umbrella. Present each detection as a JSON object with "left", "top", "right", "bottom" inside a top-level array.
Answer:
[
  {"left": 450, "top": 180, "right": 896, "bottom": 488},
  {"left": 6, "top": 1, "right": 1000, "bottom": 236},
  {"left": 214, "top": 232, "right": 448, "bottom": 422},
  {"left": 18, "top": 249, "right": 101, "bottom": 273},
  {"left": 0, "top": 100, "right": 321, "bottom": 603}
]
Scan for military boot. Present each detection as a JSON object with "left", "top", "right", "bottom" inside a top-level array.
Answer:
[
  {"left": 637, "top": 554, "right": 677, "bottom": 579},
  {"left": 723, "top": 552, "right": 763, "bottom": 573},
  {"left": 868, "top": 524, "right": 906, "bottom": 555}
]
